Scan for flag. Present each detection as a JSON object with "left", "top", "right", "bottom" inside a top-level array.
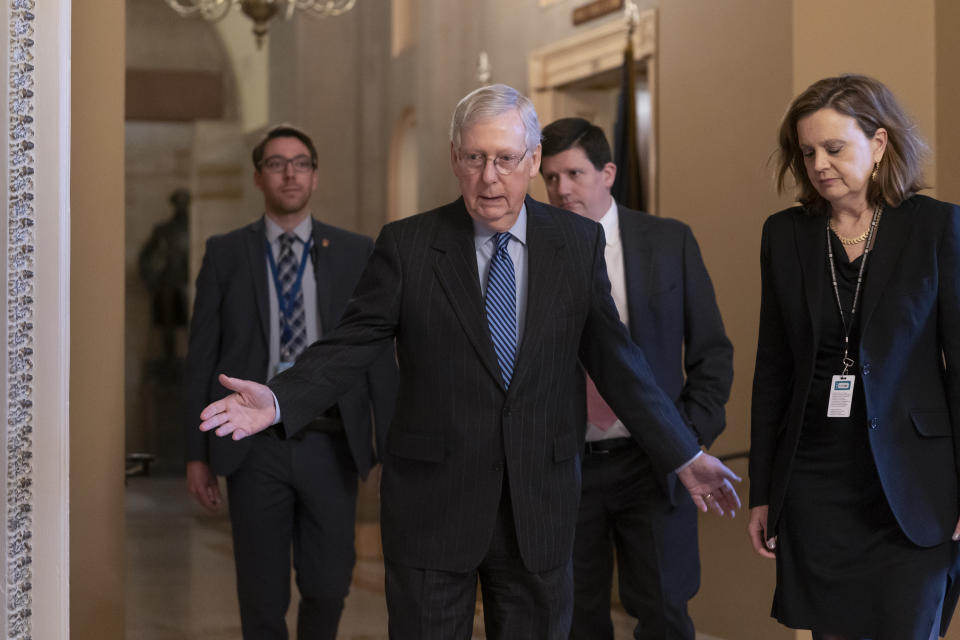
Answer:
[{"left": 611, "top": 33, "right": 645, "bottom": 212}]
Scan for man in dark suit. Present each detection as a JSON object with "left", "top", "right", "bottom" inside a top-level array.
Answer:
[
  {"left": 540, "top": 118, "right": 733, "bottom": 640},
  {"left": 184, "top": 125, "right": 396, "bottom": 640},
  {"left": 197, "top": 85, "right": 740, "bottom": 639}
]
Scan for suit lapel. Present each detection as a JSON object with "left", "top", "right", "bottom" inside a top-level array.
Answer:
[
  {"left": 795, "top": 212, "right": 826, "bottom": 349},
  {"left": 860, "top": 198, "right": 915, "bottom": 336},
  {"left": 618, "top": 207, "right": 652, "bottom": 340},
  {"left": 431, "top": 200, "right": 504, "bottom": 387},
  {"left": 245, "top": 219, "right": 271, "bottom": 345},
  {"left": 510, "top": 197, "right": 564, "bottom": 394},
  {"left": 310, "top": 220, "right": 337, "bottom": 332}
]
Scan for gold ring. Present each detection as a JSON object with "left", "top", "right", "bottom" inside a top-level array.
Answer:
[{"left": 704, "top": 493, "right": 713, "bottom": 501}]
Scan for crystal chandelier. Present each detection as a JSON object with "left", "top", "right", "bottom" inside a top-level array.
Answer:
[{"left": 165, "top": 0, "right": 357, "bottom": 48}]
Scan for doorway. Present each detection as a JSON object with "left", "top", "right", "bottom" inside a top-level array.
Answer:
[{"left": 528, "top": 10, "right": 657, "bottom": 213}]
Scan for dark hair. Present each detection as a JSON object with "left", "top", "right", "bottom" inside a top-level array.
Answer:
[
  {"left": 251, "top": 125, "right": 319, "bottom": 170},
  {"left": 776, "top": 74, "right": 927, "bottom": 215},
  {"left": 540, "top": 117, "right": 612, "bottom": 171}
]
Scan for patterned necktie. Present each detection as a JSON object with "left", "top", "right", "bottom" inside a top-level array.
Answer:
[
  {"left": 586, "top": 374, "right": 619, "bottom": 430},
  {"left": 277, "top": 232, "right": 307, "bottom": 362},
  {"left": 485, "top": 232, "right": 517, "bottom": 388}
]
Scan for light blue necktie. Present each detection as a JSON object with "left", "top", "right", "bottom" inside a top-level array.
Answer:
[{"left": 485, "top": 232, "right": 517, "bottom": 387}]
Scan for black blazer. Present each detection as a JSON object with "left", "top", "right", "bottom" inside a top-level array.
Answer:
[
  {"left": 618, "top": 206, "right": 732, "bottom": 450},
  {"left": 269, "top": 196, "right": 700, "bottom": 573},
  {"left": 184, "top": 217, "right": 396, "bottom": 480},
  {"left": 750, "top": 194, "right": 960, "bottom": 547}
]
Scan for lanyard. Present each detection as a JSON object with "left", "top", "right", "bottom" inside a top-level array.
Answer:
[
  {"left": 265, "top": 235, "right": 313, "bottom": 328},
  {"left": 825, "top": 204, "right": 882, "bottom": 375}
]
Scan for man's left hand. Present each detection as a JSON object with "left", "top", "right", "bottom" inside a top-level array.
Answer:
[{"left": 677, "top": 453, "right": 742, "bottom": 516}]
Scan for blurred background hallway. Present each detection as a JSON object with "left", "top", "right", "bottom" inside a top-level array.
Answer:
[{"left": 14, "top": 0, "right": 960, "bottom": 637}]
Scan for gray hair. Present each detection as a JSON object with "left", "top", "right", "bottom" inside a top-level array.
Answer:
[{"left": 449, "top": 84, "right": 542, "bottom": 152}]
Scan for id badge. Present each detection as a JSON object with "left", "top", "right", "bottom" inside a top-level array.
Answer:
[
  {"left": 827, "top": 375, "right": 856, "bottom": 418},
  {"left": 276, "top": 361, "right": 294, "bottom": 374}
]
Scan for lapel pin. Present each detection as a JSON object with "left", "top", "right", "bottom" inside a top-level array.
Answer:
[{"left": 321, "top": 238, "right": 330, "bottom": 248}]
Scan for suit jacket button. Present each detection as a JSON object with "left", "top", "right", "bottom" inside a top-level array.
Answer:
[
  {"left": 502, "top": 406, "right": 511, "bottom": 417},
  {"left": 862, "top": 362, "right": 871, "bottom": 376},
  {"left": 492, "top": 462, "right": 504, "bottom": 472},
  {"left": 869, "top": 417, "right": 879, "bottom": 430}
]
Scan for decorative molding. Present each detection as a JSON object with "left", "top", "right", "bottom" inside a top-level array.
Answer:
[
  {"left": 6, "top": 0, "right": 36, "bottom": 637},
  {"left": 528, "top": 10, "right": 655, "bottom": 91}
]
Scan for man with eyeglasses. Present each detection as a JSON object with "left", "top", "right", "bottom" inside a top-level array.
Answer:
[
  {"left": 183, "top": 124, "right": 396, "bottom": 640},
  {"left": 196, "top": 86, "right": 741, "bottom": 638}
]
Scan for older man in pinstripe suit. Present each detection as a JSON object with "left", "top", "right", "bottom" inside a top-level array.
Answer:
[{"left": 198, "top": 84, "right": 741, "bottom": 639}]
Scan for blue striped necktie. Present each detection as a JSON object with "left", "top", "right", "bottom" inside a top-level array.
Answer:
[
  {"left": 278, "top": 232, "right": 307, "bottom": 361},
  {"left": 485, "top": 232, "right": 517, "bottom": 387}
]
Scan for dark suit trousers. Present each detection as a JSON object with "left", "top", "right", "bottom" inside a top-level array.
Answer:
[
  {"left": 385, "top": 474, "right": 574, "bottom": 639},
  {"left": 226, "top": 428, "right": 358, "bottom": 640},
  {"left": 570, "top": 443, "right": 698, "bottom": 640}
]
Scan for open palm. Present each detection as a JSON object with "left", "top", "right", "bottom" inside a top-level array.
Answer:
[{"left": 199, "top": 374, "right": 277, "bottom": 440}]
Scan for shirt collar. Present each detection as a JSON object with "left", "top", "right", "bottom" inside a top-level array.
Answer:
[
  {"left": 473, "top": 203, "right": 528, "bottom": 251},
  {"left": 597, "top": 197, "right": 619, "bottom": 246},
  {"left": 264, "top": 214, "right": 313, "bottom": 245}
]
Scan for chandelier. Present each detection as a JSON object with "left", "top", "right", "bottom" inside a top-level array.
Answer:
[{"left": 164, "top": 0, "right": 357, "bottom": 48}]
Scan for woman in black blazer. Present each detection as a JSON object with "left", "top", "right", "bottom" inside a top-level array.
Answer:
[{"left": 748, "top": 74, "right": 960, "bottom": 640}]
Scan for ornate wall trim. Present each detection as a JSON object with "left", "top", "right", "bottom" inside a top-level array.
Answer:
[
  {"left": 6, "top": 1, "right": 36, "bottom": 637},
  {"left": 4, "top": 1, "right": 71, "bottom": 638},
  {"left": 527, "top": 11, "right": 656, "bottom": 92}
]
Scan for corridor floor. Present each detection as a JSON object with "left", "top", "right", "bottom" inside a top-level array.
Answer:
[{"left": 126, "top": 474, "right": 673, "bottom": 639}]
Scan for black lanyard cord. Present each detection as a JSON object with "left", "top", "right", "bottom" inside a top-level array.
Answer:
[{"left": 825, "top": 203, "right": 883, "bottom": 376}]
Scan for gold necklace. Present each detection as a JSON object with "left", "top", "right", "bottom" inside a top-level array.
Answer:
[{"left": 828, "top": 218, "right": 870, "bottom": 245}]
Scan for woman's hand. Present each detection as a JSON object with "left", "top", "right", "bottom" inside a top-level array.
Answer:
[{"left": 748, "top": 505, "right": 777, "bottom": 559}]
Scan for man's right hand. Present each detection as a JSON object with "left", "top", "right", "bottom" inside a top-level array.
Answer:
[
  {"left": 676, "top": 453, "right": 742, "bottom": 516},
  {"left": 199, "top": 374, "right": 277, "bottom": 440},
  {"left": 186, "top": 460, "right": 222, "bottom": 512}
]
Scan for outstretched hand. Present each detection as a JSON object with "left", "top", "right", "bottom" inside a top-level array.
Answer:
[
  {"left": 676, "top": 453, "right": 742, "bottom": 517},
  {"left": 199, "top": 374, "right": 277, "bottom": 440}
]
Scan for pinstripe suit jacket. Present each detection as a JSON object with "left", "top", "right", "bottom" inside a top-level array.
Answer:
[{"left": 270, "top": 196, "right": 700, "bottom": 573}]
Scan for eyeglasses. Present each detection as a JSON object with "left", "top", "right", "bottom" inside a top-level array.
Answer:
[
  {"left": 260, "top": 155, "right": 316, "bottom": 174},
  {"left": 457, "top": 148, "right": 528, "bottom": 175}
]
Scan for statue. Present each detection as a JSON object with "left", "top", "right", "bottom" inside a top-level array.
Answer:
[{"left": 139, "top": 188, "right": 190, "bottom": 363}]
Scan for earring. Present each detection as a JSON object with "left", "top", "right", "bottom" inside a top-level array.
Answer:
[{"left": 871, "top": 160, "right": 880, "bottom": 182}]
